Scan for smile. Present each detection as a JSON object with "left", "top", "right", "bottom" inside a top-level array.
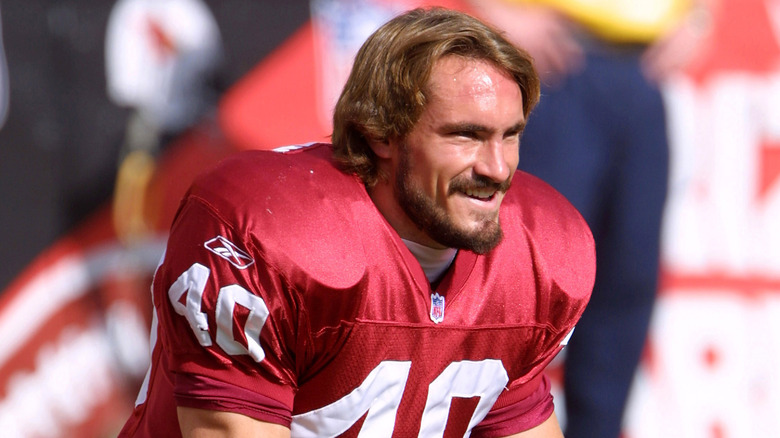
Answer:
[{"left": 464, "top": 188, "right": 497, "bottom": 200}]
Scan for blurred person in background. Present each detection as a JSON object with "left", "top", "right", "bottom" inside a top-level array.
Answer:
[{"left": 472, "top": 0, "right": 717, "bottom": 437}]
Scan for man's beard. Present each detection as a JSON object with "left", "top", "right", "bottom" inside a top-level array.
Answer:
[{"left": 395, "top": 147, "right": 510, "bottom": 254}]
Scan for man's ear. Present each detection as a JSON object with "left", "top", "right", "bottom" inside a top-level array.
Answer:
[{"left": 368, "top": 137, "right": 393, "bottom": 159}]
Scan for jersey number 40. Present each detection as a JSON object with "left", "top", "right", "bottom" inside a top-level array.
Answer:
[{"left": 168, "top": 263, "right": 510, "bottom": 436}]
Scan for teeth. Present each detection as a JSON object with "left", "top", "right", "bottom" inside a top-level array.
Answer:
[{"left": 465, "top": 189, "right": 494, "bottom": 199}]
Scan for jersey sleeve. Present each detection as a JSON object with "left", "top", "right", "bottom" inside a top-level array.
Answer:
[
  {"left": 153, "top": 195, "right": 301, "bottom": 427},
  {"left": 471, "top": 373, "right": 554, "bottom": 437}
]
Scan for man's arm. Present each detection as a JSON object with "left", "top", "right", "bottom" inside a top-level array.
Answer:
[
  {"left": 640, "top": 0, "right": 721, "bottom": 81},
  {"left": 465, "top": 0, "right": 584, "bottom": 84},
  {"left": 178, "top": 407, "right": 291, "bottom": 438},
  {"left": 505, "top": 411, "right": 565, "bottom": 438},
  {"left": 178, "top": 401, "right": 563, "bottom": 438}
]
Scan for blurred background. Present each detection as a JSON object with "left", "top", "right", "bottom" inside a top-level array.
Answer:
[
  {"left": 0, "top": 0, "right": 779, "bottom": 437},
  {"left": 0, "top": 0, "right": 309, "bottom": 293}
]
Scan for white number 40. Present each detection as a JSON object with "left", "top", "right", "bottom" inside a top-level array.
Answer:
[
  {"left": 292, "top": 360, "right": 509, "bottom": 437},
  {"left": 168, "top": 263, "right": 269, "bottom": 362},
  {"left": 167, "top": 263, "right": 510, "bottom": 436}
]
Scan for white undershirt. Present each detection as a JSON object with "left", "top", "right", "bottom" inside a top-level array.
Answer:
[{"left": 401, "top": 239, "right": 458, "bottom": 284}]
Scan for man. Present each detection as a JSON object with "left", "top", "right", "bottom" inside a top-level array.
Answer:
[{"left": 119, "top": 7, "right": 595, "bottom": 437}]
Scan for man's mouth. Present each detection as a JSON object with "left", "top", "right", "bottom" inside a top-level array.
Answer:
[
  {"left": 464, "top": 188, "right": 497, "bottom": 200},
  {"left": 450, "top": 174, "right": 511, "bottom": 200}
]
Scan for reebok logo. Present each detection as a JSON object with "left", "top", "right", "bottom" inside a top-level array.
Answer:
[{"left": 204, "top": 235, "right": 255, "bottom": 269}]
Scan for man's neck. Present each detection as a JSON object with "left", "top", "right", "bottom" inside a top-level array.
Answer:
[{"left": 401, "top": 238, "right": 458, "bottom": 284}]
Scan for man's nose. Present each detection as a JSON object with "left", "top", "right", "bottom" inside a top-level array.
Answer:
[{"left": 473, "top": 139, "right": 513, "bottom": 183}]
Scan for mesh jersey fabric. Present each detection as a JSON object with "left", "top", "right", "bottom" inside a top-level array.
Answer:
[{"left": 119, "top": 143, "right": 595, "bottom": 437}]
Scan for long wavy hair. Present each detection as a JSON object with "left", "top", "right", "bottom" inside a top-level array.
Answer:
[{"left": 331, "top": 7, "right": 540, "bottom": 187}]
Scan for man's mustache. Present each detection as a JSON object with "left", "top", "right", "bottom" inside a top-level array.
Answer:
[{"left": 448, "top": 174, "right": 511, "bottom": 195}]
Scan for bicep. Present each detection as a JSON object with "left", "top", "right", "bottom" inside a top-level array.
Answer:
[
  {"left": 178, "top": 406, "right": 290, "bottom": 438},
  {"left": 503, "top": 412, "right": 564, "bottom": 438}
]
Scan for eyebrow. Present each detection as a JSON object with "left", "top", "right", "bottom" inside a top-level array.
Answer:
[{"left": 440, "top": 121, "right": 526, "bottom": 135}]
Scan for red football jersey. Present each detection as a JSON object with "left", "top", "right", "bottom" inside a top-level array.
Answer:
[{"left": 119, "top": 143, "right": 595, "bottom": 437}]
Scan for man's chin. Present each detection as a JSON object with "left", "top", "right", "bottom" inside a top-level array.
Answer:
[{"left": 448, "top": 221, "right": 503, "bottom": 254}]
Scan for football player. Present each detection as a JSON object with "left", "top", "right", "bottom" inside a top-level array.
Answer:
[{"left": 119, "top": 7, "right": 595, "bottom": 437}]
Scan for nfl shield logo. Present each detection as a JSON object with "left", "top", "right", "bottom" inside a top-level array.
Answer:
[{"left": 430, "top": 293, "right": 445, "bottom": 324}]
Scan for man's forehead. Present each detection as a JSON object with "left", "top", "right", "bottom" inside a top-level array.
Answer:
[
  {"left": 422, "top": 55, "right": 525, "bottom": 125},
  {"left": 427, "top": 55, "right": 519, "bottom": 97}
]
